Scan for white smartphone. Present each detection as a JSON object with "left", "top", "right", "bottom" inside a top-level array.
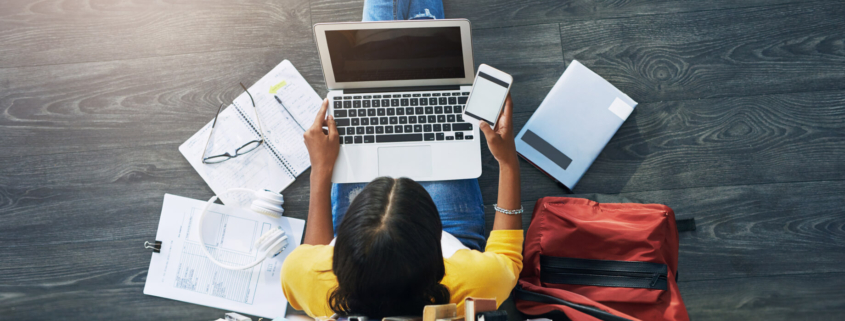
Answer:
[{"left": 463, "top": 64, "right": 513, "bottom": 127}]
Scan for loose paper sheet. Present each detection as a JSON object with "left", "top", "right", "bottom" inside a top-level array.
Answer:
[{"left": 143, "top": 194, "right": 305, "bottom": 318}]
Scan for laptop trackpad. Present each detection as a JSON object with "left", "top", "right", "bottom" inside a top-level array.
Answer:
[{"left": 378, "top": 146, "right": 433, "bottom": 178}]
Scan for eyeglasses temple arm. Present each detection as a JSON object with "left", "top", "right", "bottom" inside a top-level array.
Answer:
[
  {"left": 240, "top": 82, "right": 268, "bottom": 143},
  {"left": 202, "top": 102, "right": 226, "bottom": 162}
]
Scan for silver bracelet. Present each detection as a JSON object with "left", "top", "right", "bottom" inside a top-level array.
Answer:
[{"left": 493, "top": 204, "right": 524, "bottom": 215}]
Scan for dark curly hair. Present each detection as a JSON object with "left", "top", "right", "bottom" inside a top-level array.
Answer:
[{"left": 329, "top": 177, "right": 450, "bottom": 318}]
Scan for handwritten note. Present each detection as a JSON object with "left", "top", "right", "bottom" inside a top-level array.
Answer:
[{"left": 269, "top": 80, "right": 287, "bottom": 94}]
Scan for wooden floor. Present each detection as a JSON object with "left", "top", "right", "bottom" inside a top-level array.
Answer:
[{"left": 1, "top": 0, "right": 844, "bottom": 320}]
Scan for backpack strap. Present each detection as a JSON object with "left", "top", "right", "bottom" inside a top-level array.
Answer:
[
  {"left": 676, "top": 218, "right": 696, "bottom": 232},
  {"left": 514, "top": 285, "right": 634, "bottom": 321}
]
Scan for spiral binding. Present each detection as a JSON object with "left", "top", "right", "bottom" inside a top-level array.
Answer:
[{"left": 233, "top": 103, "right": 296, "bottom": 179}]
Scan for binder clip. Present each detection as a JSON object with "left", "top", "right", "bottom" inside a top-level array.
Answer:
[
  {"left": 144, "top": 240, "right": 162, "bottom": 253},
  {"left": 222, "top": 312, "right": 252, "bottom": 321}
]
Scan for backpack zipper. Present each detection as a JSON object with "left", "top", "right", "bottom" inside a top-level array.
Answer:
[{"left": 540, "top": 256, "right": 669, "bottom": 290}]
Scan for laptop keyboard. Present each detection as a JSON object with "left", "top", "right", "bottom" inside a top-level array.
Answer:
[{"left": 332, "top": 91, "right": 472, "bottom": 144}]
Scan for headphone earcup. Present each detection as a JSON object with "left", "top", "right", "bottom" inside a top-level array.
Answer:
[
  {"left": 255, "top": 228, "right": 284, "bottom": 252},
  {"left": 251, "top": 190, "right": 284, "bottom": 218},
  {"left": 251, "top": 201, "right": 283, "bottom": 218},
  {"left": 265, "top": 234, "right": 289, "bottom": 258},
  {"left": 256, "top": 189, "right": 284, "bottom": 204}
]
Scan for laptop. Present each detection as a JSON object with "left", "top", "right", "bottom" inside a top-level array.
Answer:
[{"left": 313, "top": 19, "right": 481, "bottom": 183}]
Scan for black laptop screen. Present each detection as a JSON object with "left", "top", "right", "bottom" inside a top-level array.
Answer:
[{"left": 325, "top": 27, "right": 465, "bottom": 82}]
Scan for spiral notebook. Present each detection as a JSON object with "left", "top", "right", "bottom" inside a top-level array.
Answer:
[{"left": 179, "top": 60, "right": 322, "bottom": 207}]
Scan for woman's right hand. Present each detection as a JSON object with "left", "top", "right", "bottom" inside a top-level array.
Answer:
[
  {"left": 303, "top": 98, "right": 339, "bottom": 177},
  {"left": 479, "top": 94, "right": 518, "bottom": 168}
]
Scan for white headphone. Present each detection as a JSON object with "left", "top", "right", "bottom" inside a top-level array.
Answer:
[{"left": 198, "top": 188, "right": 289, "bottom": 270}]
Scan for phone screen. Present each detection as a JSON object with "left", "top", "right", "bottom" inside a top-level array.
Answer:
[{"left": 465, "top": 72, "right": 509, "bottom": 123}]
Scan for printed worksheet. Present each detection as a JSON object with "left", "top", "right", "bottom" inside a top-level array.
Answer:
[
  {"left": 179, "top": 60, "right": 322, "bottom": 208},
  {"left": 143, "top": 194, "right": 305, "bottom": 318}
]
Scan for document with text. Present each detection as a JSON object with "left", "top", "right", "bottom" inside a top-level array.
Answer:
[{"left": 143, "top": 194, "right": 305, "bottom": 318}]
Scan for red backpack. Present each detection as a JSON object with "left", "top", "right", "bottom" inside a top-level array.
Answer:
[{"left": 514, "top": 196, "right": 694, "bottom": 321}]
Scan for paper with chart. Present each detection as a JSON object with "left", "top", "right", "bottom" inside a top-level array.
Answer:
[
  {"left": 143, "top": 194, "right": 305, "bottom": 318},
  {"left": 179, "top": 60, "right": 323, "bottom": 207}
]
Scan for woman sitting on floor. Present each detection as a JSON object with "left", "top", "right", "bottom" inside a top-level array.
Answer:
[{"left": 281, "top": 0, "right": 524, "bottom": 318}]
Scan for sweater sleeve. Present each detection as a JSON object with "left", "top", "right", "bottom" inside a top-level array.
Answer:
[
  {"left": 483, "top": 229, "right": 525, "bottom": 279},
  {"left": 443, "top": 230, "right": 524, "bottom": 314},
  {"left": 280, "top": 244, "right": 337, "bottom": 318}
]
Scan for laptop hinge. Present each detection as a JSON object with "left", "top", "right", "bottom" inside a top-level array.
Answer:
[{"left": 343, "top": 85, "right": 461, "bottom": 94}]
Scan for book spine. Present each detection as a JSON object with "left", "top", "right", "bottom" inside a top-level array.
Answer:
[{"left": 233, "top": 104, "right": 296, "bottom": 180}]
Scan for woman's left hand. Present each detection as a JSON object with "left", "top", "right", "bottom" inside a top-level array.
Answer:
[
  {"left": 479, "top": 94, "right": 518, "bottom": 167},
  {"left": 304, "top": 98, "right": 339, "bottom": 176}
]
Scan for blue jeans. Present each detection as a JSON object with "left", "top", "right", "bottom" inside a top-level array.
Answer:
[{"left": 362, "top": 0, "right": 444, "bottom": 21}]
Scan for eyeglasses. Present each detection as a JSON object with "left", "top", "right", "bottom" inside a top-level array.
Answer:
[{"left": 202, "top": 83, "right": 267, "bottom": 164}]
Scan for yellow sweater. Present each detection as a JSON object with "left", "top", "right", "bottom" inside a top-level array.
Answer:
[{"left": 281, "top": 230, "right": 524, "bottom": 318}]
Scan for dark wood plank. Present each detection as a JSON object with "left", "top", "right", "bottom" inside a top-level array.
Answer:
[
  {"left": 443, "top": 0, "right": 804, "bottom": 29},
  {"left": 476, "top": 89, "right": 845, "bottom": 201},
  {"left": 0, "top": 260, "right": 229, "bottom": 320},
  {"left": 309, "top": 0, "right": 363, "bottom": 24},
  {"left": 0, "top": 44, "right": 324, "bottom": 158},
  {"left": 680, "top": 273, "right": 845, "bottom": 320},
  {"left": 309, "top": 0, "right": 804, "bottom": 28},
  {"left": 0, "top": 0, "right": 311, "bottom": 67},
  {"left": 0, "top": 145, "right": 313, "bottom": 248},
  {"left": 560, "top": 1, "right": 845, "bottom": 102}
]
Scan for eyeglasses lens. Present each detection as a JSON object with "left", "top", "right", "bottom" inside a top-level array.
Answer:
[
  {"left": 203, "top": 155, "right": 233, "bottom": 164},
  {"left": 236, "top": 140, "right": 262, "bottom": 155}
]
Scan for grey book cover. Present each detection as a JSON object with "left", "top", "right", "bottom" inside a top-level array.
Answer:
[{"left": 515, "top": 60, "right": 637, "bottom": 190}]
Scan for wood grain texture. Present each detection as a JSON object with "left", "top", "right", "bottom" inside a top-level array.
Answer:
[
  {"left": 309, "top": 0, "right": 363, "bottom": 24},
  {"left": 442, "top": 0, "right": 805, "bottom": 29},
  {"left": 0, "top": 144, "right": 314, "bottom": 250},
  {"left": 310, "top": 0, "right": 806, "bottom": 28},
  {"left": 477, "top": 89, "right": 845, "bottom": 200},
  {"left": 559, "top": 1, "right": 845, "bottom": 102},
  {"left": 680, "top": 273, "right": 845, "bottom": 320},
  {"left": 0, "top": 0, "right": 312, "bottom": 68},
  {"left": 0, "top": 44, "right": 325, "bottom": 157}
]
